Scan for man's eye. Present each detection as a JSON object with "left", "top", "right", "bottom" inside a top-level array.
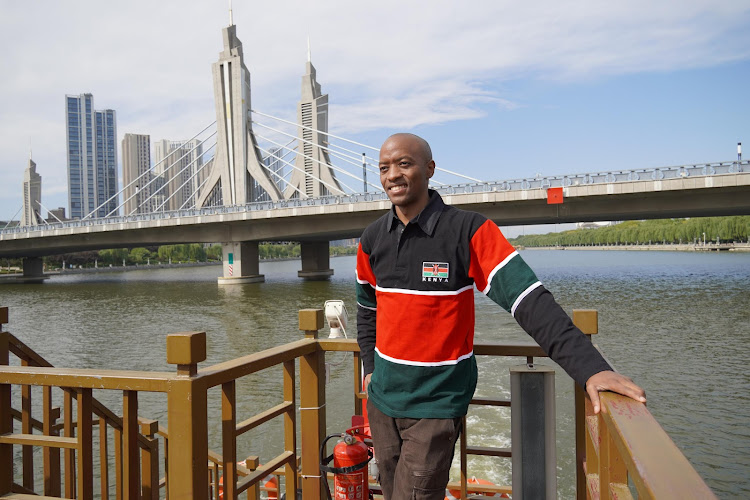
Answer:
[{"left": 379, "top": 166, "right": 388, "bottom": 173}]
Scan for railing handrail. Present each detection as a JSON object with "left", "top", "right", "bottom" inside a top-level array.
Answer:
[
  {"left": 3, "top": 162, "right": 748, "bottom": 238},
  {"left": 595, "top": 392, "right": 717, "bottom": 499},
  {"left": 1, "top": 307, "right": 718, "bottom": 499}
]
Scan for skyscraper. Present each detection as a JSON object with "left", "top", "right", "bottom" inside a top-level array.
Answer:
[
  {"left": 21, "top": 155, "right": 42, "bottom": 226},
  {"left": 121, "top": 134, "right": 153, "bottom": 215},
  {"left": 65, "top": 94, "right": 118, "bottom": 219},
  {"left": 153, "top": 139, "right": 204, "bottom": 211}
]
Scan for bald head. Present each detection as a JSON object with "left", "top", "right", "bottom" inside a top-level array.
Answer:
[{"left": 381, "top": 133, "right": 433, "bottom": 163}]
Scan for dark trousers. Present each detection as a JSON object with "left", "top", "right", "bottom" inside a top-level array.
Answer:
[{"left": 367, "top": 400, "right": 462, "bottom": 500}]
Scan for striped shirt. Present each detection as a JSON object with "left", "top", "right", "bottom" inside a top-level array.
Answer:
[{"left": 356, "top": 190, "right": 611, "bottom": 418}]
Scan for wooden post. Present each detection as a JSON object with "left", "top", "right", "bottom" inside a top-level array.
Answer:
[
  {"left": 573, "top": 309, "right": 598, "bottom": 500},
  {"left": 283, "top": 359, "right": 298, "bottom": 498},
  {"left": 298, "top": 309, "right": 326, "bottom": 500},
  {"left": 140, "top": 418, "right": 159, "bottom": 500},
  {"left": 0, "top": 314, "right": 11, "bottom": 495},
  {"left": 222, "top": 381, "right": 238, "bottom": 500},
  {"left": 244, "top": 456, "right": 260, "bottom": 500},
  {"left": 99, "top": 416, "right": 109, "bottom": 500},
  {"left": 114, "top": 426, "right": 123, "bottom": 500},
  {"left": 77, "top": 388, "right": 94, "bottom": 500},
  {"left": 353, "top": 352, "right": 363, "bottom": 417},
  {"left": 64, "top": 390, "right": 76, "bottom": 498},
  {"left": 599, "top": 412, "right": 627, "bottom": 500},
  {"left": 43, "top": 390, "right": 61, "bottom": 496},
  {"left": 21, "top": 360, "right": 33, "bottom": 491},
  {"left": 166, "top": 331, "right": 209, "bottom": 499},
  {"left": 122, "top": 390, "right": 140, "bottom": 499}
]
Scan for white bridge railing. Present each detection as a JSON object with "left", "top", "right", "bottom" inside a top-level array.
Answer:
[{"left": 1, "top": 160, "right": 746, "bottom": 237}]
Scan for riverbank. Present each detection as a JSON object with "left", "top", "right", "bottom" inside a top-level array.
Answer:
[
  {"left": 0, "top": 254, "right": 358, "bottom": 281},
  {"left": 520, "top": 242, "right": 750, "bottom": 252}
]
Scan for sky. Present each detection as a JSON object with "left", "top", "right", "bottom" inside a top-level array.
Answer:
[{"left": 1, "top": 0, "right": 749, "bottom": 235}]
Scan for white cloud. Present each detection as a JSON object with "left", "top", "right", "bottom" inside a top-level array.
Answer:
[{"left": 1, "top": 0, "right": 748, "bottom": 218}]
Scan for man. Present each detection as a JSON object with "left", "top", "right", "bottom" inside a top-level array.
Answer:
[{"left": 356, "top": 133, "right": 646, "bottom": 499}]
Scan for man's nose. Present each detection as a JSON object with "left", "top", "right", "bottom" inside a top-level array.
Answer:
[{"left": 385, "top": 165, "right": 401, "bottom": 181}]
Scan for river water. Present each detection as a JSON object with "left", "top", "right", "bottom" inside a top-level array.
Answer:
[{"left": 1, "top": 250, "right": 748, "bottom": 499}]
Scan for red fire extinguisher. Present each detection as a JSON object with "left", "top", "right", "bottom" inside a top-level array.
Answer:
[{"left": 320, "top": 432, "right": 373, "bottom": 500}]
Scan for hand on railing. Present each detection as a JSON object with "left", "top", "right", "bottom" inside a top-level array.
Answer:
[{"left": 585, "top": 370, "right": 646, "bottom": 414}]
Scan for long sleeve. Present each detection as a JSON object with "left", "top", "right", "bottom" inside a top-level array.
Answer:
[
  {"left": 468, "top": 219, "right": 611, "bottom": 388},
  {"left": 355, "top": 241, "right": 377, "bottom": 375}
]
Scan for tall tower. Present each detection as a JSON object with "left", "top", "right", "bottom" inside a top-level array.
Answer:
[
  {"left": 122, "top": 133, "right": 152, "bottom": 215},
  {"left": 21, "top": 154, "right": 42, "bottom": 226},
  {"left": 284, "top": 54, "right": 343, "bottom": 198},
  {"left": 196, "top": 24, "right": 281, "bottom": 208},
  {"left": 96, "top": 109, "right": 118, "bottom": 216},
  {"left": 65, "top": 94, "right": 118, "bottom": 218}
]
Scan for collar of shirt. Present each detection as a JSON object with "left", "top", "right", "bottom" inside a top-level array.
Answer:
[{"left": 387, "top": 189, "right": 445, "bottom": 236}]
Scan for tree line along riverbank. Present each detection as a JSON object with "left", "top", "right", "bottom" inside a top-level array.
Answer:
[
  {"left": 0, "top": 242, "right": 357, "bottom": 273},
  {"left": 509, "top": 216, "right": 750, "bottom": 248}
]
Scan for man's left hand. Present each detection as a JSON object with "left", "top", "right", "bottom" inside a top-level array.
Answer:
[{"left": 586, "top": 371, "right": 646, "bottom": 414}]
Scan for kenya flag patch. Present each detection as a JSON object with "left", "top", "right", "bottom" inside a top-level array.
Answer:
[{"left": 422, "top": 262, "right": 449, "bottom": 279}]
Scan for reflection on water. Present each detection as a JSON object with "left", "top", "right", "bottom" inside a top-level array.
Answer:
[{"left": 1, "top": 251, "right": 748, "bottom": 499}]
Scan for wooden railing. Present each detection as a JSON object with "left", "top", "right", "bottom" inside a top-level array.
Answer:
[
  {"left": 0, "top": 306, "right": 717, "bottom": 499},
  {"left": 572, "top": 310, "right": 717, "bottom": 500}
]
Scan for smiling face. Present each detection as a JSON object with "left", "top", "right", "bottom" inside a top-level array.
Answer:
[{"left": 379, "top": 134, "right": 435, "bottom": 223}]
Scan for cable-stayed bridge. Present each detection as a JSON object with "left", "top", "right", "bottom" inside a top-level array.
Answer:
[{"left": 4, "top": 22, "right": 750, "bottom": 283}]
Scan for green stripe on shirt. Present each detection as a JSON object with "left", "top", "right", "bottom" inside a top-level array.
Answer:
[{"left": 485, "top": 253, "right": 539, "bottom": 312}]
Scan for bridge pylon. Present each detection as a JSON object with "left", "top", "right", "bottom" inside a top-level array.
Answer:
[
  {"left": 197, "top": 24, "right": 282, "bottom": 209},
  {"left": 284, "top": 55, "right": 344, "bottom": 199}
]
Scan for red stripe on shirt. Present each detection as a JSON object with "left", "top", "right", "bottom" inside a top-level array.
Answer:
[
  {"left": 356, "top": 242, "right": 376, "bottom": 286},
  {"left": 468, "top": 220, "right": 516, "bottom": 291},
  {"left": 375, "top": 288, "right": 475, "bottom": 363}
]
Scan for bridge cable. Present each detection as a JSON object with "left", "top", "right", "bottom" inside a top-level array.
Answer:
[
  {"left": 253, "top": 132, "right": 360, "bottom": 194},
  {"left": 251, "top": 110, "right": 379, "bottom": 152},
  {"left": 150, "top": 141, "right": 218, "bottom": 214},
  {"left": 35, "top": 200, "right": 63, "bottom": 224},
  {"left": 253, "top": 127, "right": 380, "bottom": 192},
  {"left": 84, "top": 121, "right": 217, "bottom": 220},
  {"left": 3, "top": 206, "right": 23, "bottom": 230},
  {"left": 252, "top": 119, "right": 381, "bottom": 176},
  {"left": 139, "top": 139, "right": 216, "bottom": 214},
  {"left": 253, "top": 146, "right": 307, "bottom": 201},
  {"left": 252, "top": 111, "right": 485, "bottom": 184},
  {"left": 114, "top": 132, "right": 216, "bottom": 217},
  {"left": 252, "top": 139, "right": 346, "bottom": 197}
]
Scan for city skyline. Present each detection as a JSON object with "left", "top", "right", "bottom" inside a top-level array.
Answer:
[{"left": 1, "top": 1, "right": 748, "bottom": 228}]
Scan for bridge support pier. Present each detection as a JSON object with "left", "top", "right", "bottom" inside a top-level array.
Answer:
[
  {"left": 298, "top": 241, "right": 334, "bottom": 281},
  {"left": 218, "top": 242, "right": 265, "bottom": 285},
  {"left": 19, "top": 258, "right": 47, "bottom": 284}
]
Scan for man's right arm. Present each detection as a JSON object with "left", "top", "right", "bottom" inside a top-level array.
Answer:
[{"left": 355, "top": 241, "right": 377, "bottom": 376}]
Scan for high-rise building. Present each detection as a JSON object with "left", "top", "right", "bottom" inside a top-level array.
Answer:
[
  {"left": 65, "top": 94, "right": 118, "bottom": 219},
  {"left": 21, "top": 155, "right": 42, "bottom": 226},
  {"left": 46, "top": 207, "right": 66, "bottom": 223},
  {"left": 153, "top": 139, "right": 204, "bottom": 211},
  {"left": 122, "top": 134, "right": 153, "bottom": 215}
]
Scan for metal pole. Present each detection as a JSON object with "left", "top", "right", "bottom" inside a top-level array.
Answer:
[
  {"left": 510, "top": 364, "right": 557, "bottom": 500},
  {"left": 363, "top": 153, "right": 367, "bottom": 193}
]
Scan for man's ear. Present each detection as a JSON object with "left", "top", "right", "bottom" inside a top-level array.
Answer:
[{"left": 426, "top": 160, "right": 436, "bottom": 178}]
